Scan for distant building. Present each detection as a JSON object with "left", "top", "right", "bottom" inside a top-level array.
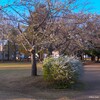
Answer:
[
  {"left": 0, "top": 40, "right": 8, "bottom": 60},
  {"left": 0, "top": 39, "right": 24, "bottom": 61}
]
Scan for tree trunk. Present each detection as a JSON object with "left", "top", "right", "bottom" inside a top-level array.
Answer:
[
  {"left": 31, "top": 48, "right": 37, "bottom": 76},
  {"left": 2, "top": 50, "right": 4, "bottom": 62},
  {"left": 48, "top": 44, "right": 53, "bottom": 55},
  {"left": 2, "top": 37, "right": 4, "bottom": 62},
  {"left": 7, "top": 40, "right": 10, "bottom": 61},
  {"left": 14, "top": 43, "right": 16, "bottom": 61},
  {"left": 91, "top": 56, "right": 95, "bottom": 62},
  {"left": 97, "top": 56, "right": 100, "bottom": 62}
]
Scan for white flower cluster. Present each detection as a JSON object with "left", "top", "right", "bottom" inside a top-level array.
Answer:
[
  {"left": 54, "top": 56, "right": 84, "bottom": 78},
  {"left": 43, "top": 55, "right": 84, "bottom": 82}
]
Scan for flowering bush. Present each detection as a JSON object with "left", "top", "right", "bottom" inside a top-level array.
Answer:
[{"left": 43, "top": 56, "right": 84, "bottom": 88}]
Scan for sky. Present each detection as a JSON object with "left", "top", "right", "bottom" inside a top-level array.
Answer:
[
  {"left": 0, "top": 0, "right": 100, "bottom": 14},
  {"left": 90, "top": 0, "right": 100, "bottom": 14}
]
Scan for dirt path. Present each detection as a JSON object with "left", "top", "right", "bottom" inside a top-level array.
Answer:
[
  {"left": 72, "top": 63, "right": 100, "bottom": 100},
  {"left": 0, "top": 91, "right": 34, "bottom": 100},
  {"left": 0, "top": 63, "right": 100, "bottom": 100}
]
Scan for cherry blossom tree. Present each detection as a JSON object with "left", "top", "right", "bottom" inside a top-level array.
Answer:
[{"left": 0, "top": 0, "right": 93, "bottom": 75}]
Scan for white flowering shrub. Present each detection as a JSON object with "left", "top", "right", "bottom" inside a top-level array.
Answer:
[{"left": 43, "top": 56, "right": 84, "bottom": 88}]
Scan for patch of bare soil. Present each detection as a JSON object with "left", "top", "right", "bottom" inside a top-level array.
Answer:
[
  {"left": 6, "top": 76, "right": 50, "bottom": 91},
  {"left": 0, "top": 63, "right": 100, "bottom": 100},
  {"left": 0, "top": 75, "right": 74, "bottom": 100}
]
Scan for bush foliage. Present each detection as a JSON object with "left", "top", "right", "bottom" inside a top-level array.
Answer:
[{"left": 43, "top": 56, "right": 84, "bottom": 88}]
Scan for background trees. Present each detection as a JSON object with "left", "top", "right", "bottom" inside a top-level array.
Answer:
[{"left": 83, "top": 15, "right": 100, "bottom": 61}]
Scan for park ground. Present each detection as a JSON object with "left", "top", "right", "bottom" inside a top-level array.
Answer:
[{"left": 0, "top": 62, "right": 100, "bottom": 100}]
